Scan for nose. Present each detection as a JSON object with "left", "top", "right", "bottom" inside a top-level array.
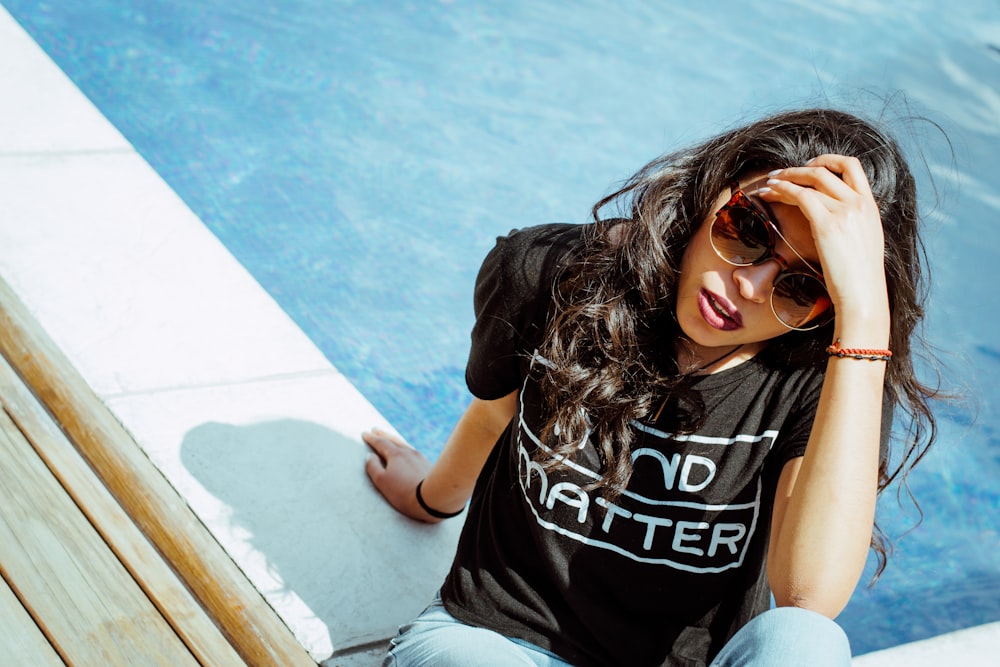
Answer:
[{"left": 732, "top": 261, "right": 781, "bottom": 304}]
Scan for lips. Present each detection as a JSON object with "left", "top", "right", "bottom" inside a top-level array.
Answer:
[{"left": 698, "top": 289, "right": 742, "bottom": 331}]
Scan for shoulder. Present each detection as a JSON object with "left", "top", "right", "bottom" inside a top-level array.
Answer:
[
  {"left": 474, "top": 223, "right": 591, "bottom": 309},
  {"left": 488, "top": 223, "right": 590, "bottom": 273}
]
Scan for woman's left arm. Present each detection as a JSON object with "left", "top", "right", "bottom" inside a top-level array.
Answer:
[{"left": 759, "top": 154, "right": 891, "bottom": 618}]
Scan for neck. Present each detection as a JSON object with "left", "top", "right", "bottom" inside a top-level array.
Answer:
[{"left": 676, "top": 340, "right": 765, "bottom": 375}]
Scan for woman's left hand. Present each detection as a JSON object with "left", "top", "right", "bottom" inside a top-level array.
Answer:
[{"left": 758, "top": 154, "right": 889, "bottom": 338}]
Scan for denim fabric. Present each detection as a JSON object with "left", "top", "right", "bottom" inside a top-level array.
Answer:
[
  {"left": 710, "top": 606, "right": 851, "bottom": 667},
  {"left": 382, "top": 593, "right": 573, "bottom": 667},
  {"left": 383, "top": 595, "right": 851, "bottom": 667}
]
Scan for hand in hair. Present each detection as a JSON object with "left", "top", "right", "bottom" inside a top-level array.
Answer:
[{"left": 758, "top": 154, "right": 890, "bottom": 346}]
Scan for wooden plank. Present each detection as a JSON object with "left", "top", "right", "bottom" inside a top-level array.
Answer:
[
  {"left": 0, "top": 355, "right": 245, "bottom": 666},
  {"left": 0, "top": 408, "right": 199, "bottom": 665},
  {"left": 0, "top": 571, "right": 64, "bottom": 666},
  {"left": 0, "top": 277, "right": 315, "bottom": 666}
]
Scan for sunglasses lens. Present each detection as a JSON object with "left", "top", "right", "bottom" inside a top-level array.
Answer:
[
  {"left": 712, "top": 205, "right": 771, "bottom": 265},
  {"left": 772, "top": 273, "right": 832, "bottom": 329}
]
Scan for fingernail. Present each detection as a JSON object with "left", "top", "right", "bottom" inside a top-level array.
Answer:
[
  {"left": 805, "top": 157, "right": 816, "bottom": 165},
  {"left": 766, "top": 178, "right": 779, "bottom": 186},
  {"left": 756, "top": 186, "right": 772, "bottom": 195},
  {"left": 767, "top": 169, "right": 782, "bottom": 176}
]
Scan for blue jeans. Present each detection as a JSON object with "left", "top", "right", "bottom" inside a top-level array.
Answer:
[{"left": 382, "top": 593, "right": 851, "bottom": 667}]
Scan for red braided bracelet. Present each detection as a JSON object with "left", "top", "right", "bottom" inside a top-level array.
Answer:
[{"left": 825, "top": 339, "right": 892, "bottom": 362}]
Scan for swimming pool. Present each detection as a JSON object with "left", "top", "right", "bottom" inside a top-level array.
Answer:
[{"left": 4, "top": 0, "right": 998, "bottom": 655}]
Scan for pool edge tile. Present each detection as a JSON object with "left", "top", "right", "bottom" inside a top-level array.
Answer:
[
  {"left": 852, "top": 620, "right": 1000, "bottom": 666},
  {"left": 0, "top": 150, "right": 334, "bottom": 395},
  {"left": 0, "top": 6, "right": 132, "bottom": 154}
]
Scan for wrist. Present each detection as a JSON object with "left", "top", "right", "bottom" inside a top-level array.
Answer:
[
  {"left": 415, "top": 479, "right": 465, "bottom": 520},
  {"left": 831, "top": 291, "right": 889, "bottom": 341},
  {"left": 832, "top": 310, "right": 890, "bottom": 350},
  {"left": 826, "top": 338, "right": 892, "bottom": 362}
]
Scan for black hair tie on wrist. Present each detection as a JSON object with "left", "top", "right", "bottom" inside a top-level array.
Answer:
[{"left": 415, "top": 479, "right": 464, "bottom": 519}]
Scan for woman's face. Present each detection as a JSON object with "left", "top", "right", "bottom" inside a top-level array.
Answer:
[{"left": 675, "top": 175, "right": 823, "bottom": 362}]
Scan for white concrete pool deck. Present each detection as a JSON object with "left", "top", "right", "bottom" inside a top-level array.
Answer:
[{"left": 0, "top": 7, "right": 995, "bottom": 665}]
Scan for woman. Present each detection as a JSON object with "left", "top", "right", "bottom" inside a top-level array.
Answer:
[{"left": 363, "top": 108, "right": 938, "bottom": 666}]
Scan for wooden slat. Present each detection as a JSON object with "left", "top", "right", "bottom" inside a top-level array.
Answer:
[
  {"left": 0, "top": 408, "right": 199, "bottom": 665},
  {"left": 0, "top": 355, "right": 245, "bottom": 666},
  {"left": 0, "top": 571, "right": 64, "bottom": 666},
  {"left": 0, "top": 277, "right": 315, "bottom": 666}
]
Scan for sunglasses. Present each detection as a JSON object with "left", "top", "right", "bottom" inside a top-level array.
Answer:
[{"left": 710, "top": 182, "right": 833, "bottom": 330}]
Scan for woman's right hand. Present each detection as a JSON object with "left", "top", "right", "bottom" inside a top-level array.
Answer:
[
  {"left": 363, "top": 427, "right": 441, "bottom": 522},
  {"left": 364, "top": 394, "right": 516, "bottom": 523}
]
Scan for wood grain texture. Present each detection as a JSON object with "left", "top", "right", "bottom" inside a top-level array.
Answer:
[
  {"left": 0, "top": 407, "right": 198, "bottom": 665},
  {"left": 0, "top": 276, "right": 315, "bottom": 666},
  {"left": 0, "top": 571, "right": 64, "bottom": 666},
  {"left": 0, "top": 355, "right": 245, "bottom": 666}
]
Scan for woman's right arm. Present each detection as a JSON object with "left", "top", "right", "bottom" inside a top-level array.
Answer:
[{"left": 363, "top": 390, "right": 519, "bottom": 522}]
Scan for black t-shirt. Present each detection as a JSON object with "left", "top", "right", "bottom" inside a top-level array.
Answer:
[{"left": 441, "top": 224, "right": 833, "bottom": 667}]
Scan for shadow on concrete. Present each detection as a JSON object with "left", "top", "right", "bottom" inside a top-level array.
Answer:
[{"left": 179, "top": 419, "right": 462, "bottom": 659}]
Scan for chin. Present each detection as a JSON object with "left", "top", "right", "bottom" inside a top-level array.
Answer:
[{"left": 678, "top": 315, "right": 731, "bottom": 348}]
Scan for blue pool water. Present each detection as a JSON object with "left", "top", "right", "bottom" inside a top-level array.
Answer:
[{"left": 5, "top": 0, "right": 998, "bottom": 655}]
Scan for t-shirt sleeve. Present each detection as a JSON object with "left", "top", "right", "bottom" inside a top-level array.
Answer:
[
  {"left": 465, "top": 224, "right": 586, "bottom": 400},
  {"left": 773, "top": 371, "right": 895, "bottom": 468},
  {"left": 772, "top": 372, "right": 823, "bottom": 466}
]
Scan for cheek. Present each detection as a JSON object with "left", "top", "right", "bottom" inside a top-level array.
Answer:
[
  {"left": 680, "top": 222, "right": 714, "bottom": 274},
  {"left": 677, "top": 245, "right": 696, "bottom": 283},
  {"left": 749, "top": 311, "right": 791, "bottom": 341}
]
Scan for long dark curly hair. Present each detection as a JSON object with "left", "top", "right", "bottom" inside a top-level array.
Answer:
[{"left": 536, "top": 108, "right": 939, "bottom": 576}]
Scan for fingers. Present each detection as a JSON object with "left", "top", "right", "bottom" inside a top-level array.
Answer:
[
  {"left": 803, "top": 154, "right": 873, "bottom": 197},
  {"left": 362, "top": 428, "right": 405, "bottom": 482},
  {"left": 754, "top": 154, "right": 888, "bottom": 328},
  {"left": 362, "top": 427, "right": 412, "bottom": 458},
  {"left": 758, "top": 176, "right": 834, "bottom": 229},
  {"left": 756, "top": 154, "right": 879, "bottom": 232},
  {"left": 361, "top": 427, "right": 437, "bottom": 522},
  {"left": 364, "top": 451, "right": 386, "bottom": 481},
  {"left": 762, "top": 154, "right": 871, "bottom": 202},
  {"left": 361, "top": 427, "right": 430, "bottom": 480}
]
